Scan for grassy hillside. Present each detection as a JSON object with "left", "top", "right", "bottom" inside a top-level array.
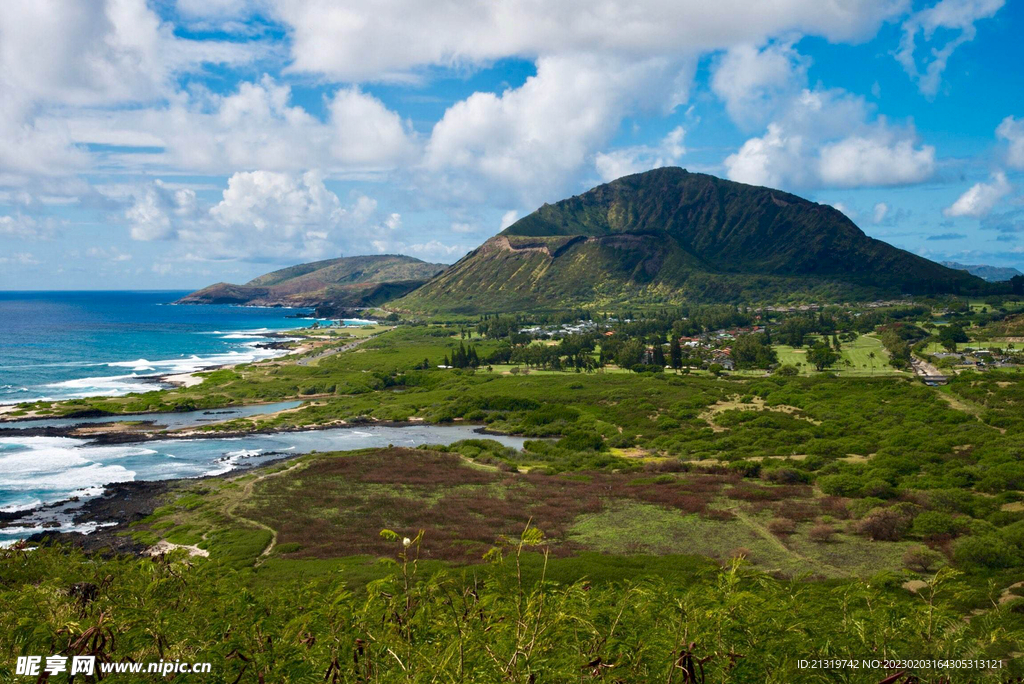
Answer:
[
  {"left": 179, "top": 254, "right": 446, "bottom": 309},
  {"left": 396, "top": 168, "right": 991, "bottom": 313}
]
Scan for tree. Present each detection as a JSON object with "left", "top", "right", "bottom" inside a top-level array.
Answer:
[
  {"left": 731, "top": 333, "right": 778, "bottom": 370},
  {"left": 652, "top": 343, "right": 666, "bottom": 367},
  {"left": 938, "top": 324, "right": 968, "bottom": 353},
  {"left": 780, "top": 318, "right": 810, "bottom": 347},
  {"left": 616, "top": 339, "right": 645, "bottom": 369},
  {"left": 670, "top": 338, "right": 682, "bottom": 371},
  {"left": 807, "top": 342, "right": 839, "bottom": 371},
  {"left": 880, "top": 331, "right": 911, "bottom": 369}
]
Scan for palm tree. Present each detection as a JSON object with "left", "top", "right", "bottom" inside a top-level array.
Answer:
[{"left": 868, "top": 351, "right": 876, "bottom": 376}]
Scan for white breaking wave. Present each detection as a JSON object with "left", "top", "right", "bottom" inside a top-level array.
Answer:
[
  {"left": 0, "top": 521, "right": 118, "bottom": 547},
  {"left": 0, "top": 499, "right": 43, "bottom": 513},
  {"left": 2, "top": 325, "right": 303, "bottom": 406},
  {"left": 0, "top": 436, "right": 140, "bottom": 495},
  {"left": 15, "top": 341, "right": 292, "bottom": 405}
]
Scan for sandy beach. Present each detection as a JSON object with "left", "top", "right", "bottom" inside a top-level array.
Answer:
[{"left": 160, "top": 372, "right": 205, "bottom": 388}]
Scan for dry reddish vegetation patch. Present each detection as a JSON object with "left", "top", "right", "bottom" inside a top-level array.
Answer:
[{"left": 243, "top": 448, "right": 745, "bottom": 563}]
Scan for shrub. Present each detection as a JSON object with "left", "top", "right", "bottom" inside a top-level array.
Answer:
[
  {"left": 999, "top": 520, "right": 1024, "bottom": 547},
  {"left": 762, "top": 467, "right": 809, "bottom": 485},
  {"left": 859, "top": 479, "right": 896, "bottom": 499},
  {"left": 767, "top": 518, "right": 796, "bottom": 537},
  {"left": 808, "top": 523, "right": 835, "bottom": 543},
  {"left": 774, "top": 365, "right": 799, "bottom": 376},
  {"left": 818, "top": 474, "right": 865, "bottom": 497},
  {"left": 953, "top": 535, "right": 1019, "bottom": 569},
  {"left": 847, "top": 497, "right": 886, "bottom": 519},
  {"left": 856, "top": 508, "right": 912, "bottom": 542},
  {"left": 902, "top": 546, "right": 943, "bottom": 573},
  {"left": 912, "top": 511, "right": 968, "bottom": 539},
  {"left": 819, "top": 496, "right": 850, "bottom": 520},
  {"left": 556, "top": 431, "right": 605, "bottom": 452}
]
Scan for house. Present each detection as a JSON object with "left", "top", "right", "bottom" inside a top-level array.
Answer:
[{"left": 709, "top": 349, "right": 735, "bottom": 371}]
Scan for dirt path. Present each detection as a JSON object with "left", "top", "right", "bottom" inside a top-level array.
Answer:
[
  {"left": 146, "top": 540, "right": 209, "bottom": 557},
  {"left": 931, "top": 386, "right": 1006, "bottom": 434},
  {"left": 224, "top": 460, "right": 308, "bottom": 564},
  {"left": 731, "top": 509, "right": 847, "bottom": 578}
]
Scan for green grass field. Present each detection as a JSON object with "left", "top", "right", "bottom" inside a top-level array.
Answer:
[{"left": 769, "top": 333, "right": 894, "bottom": 376}]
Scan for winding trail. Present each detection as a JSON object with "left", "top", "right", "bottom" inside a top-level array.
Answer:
[{"left": 223, "top": 460, "right": 308, "bottom": 564}]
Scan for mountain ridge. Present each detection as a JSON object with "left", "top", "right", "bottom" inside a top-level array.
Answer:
[
  {"left": 940, "top": 261, "right": 1023, "bottom": 283},
  {"left": 178, "top": 254, "right": 446, "bottom": 311},
  {"left": 394, "top": 168, "right": 991, "bottom": 313}
]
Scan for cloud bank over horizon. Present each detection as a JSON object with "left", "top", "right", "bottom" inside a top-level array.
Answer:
[{"left": 0, "top": 0, "right": 1021, "bottom": 288}]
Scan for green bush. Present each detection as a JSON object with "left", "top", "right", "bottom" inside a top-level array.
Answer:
[
  {"left": 912, "top": 511, "right": 969, "bottom": 538},
  {"left": 953, "top": 535, "right": 1020, "bottom": 569}
]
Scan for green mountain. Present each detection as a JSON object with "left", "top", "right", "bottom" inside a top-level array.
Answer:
[
  {"left": 395, "top": 168, "right": 990, "bottom": 313},
  {"left": 940, "top": 261, "right": 1023, "bottom": 283},
  {"left": 178, "top": 255, "right": 446, "bottom": 312}
]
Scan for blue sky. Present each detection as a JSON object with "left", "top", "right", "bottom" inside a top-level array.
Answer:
[{"left": 0, "top": 0, "right": 1022, "bottom": 289}]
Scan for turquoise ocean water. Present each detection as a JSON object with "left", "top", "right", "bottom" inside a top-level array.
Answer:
[
  {"left": 0, "top": 291, "right": 318, "bottom": 404},
  {"left": 0, "top": 293, "right": 530, "bottom": 542}
]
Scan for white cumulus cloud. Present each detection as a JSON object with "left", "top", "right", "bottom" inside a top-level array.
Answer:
[
  {"left": 943, "top": 171, "right": 1011, "bottom": 217},
  {"left": 0, "top": 214, "right": 59, "bottom": 240},
  {"left": 499, "top": 210, "right": 519, "bottom": 230},
  {"left": 725, "top": 89, "right": 935, "bottom": 189},
  {"left": 271, "top": 0, "right": 905, "bottom": 82},
  {"left": 0, "top": 0, "right": 259, "bottom": 178},
  {"left": 819, "top": 135, "right": 934, "bottom": 187},
  {"left": 123, "top": 171, "right": 407, "bottom": 262},
  {"left": 710, "top": 42, "right": 808, "bottom": 129},
  {"left": 125, "top": 180, "right": 199, "bottom": 241},
  {"left": 594, "top": 127, "right": 687, "bottom": 182},
  {"left": 895, "top": 0, "right": 1005, "bottom": 97},
  {"left": 425, "top": 54, "right": 689, "bottom": 204},
  {"left": 328, "top": 87, "right": 418, "bottom": 167},
  {"left": 997, "top": 116, "right": 1024, "bottom": 170},
  {"left": 873, "top": 202, "right": 890, "bottom": 224}
]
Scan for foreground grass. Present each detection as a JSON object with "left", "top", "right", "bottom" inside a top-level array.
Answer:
[{"left": 3, "top": 530, "right": 1022, "bottom": 683}]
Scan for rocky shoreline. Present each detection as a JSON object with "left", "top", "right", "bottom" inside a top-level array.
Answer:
[
  {"left": 1, "top": 418, "right": 523, "bottom": 555},
  {"left": 15, "top": 454, "right": 298, "bottom": 555}
]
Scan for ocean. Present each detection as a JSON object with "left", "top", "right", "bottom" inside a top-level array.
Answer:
[
  {"left": 0, "top": 291, "right": 321, "bottom": 404},
  {"left": 0, "top": 291, "right": 442, "bottom": 539}
]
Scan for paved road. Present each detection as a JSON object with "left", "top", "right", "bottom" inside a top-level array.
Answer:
[
  {"left": 911, "top": 356, "right": 948, "bottom": 384},
  {"left": 295, "top": 332, "right": 382, "bottom": 367}
]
